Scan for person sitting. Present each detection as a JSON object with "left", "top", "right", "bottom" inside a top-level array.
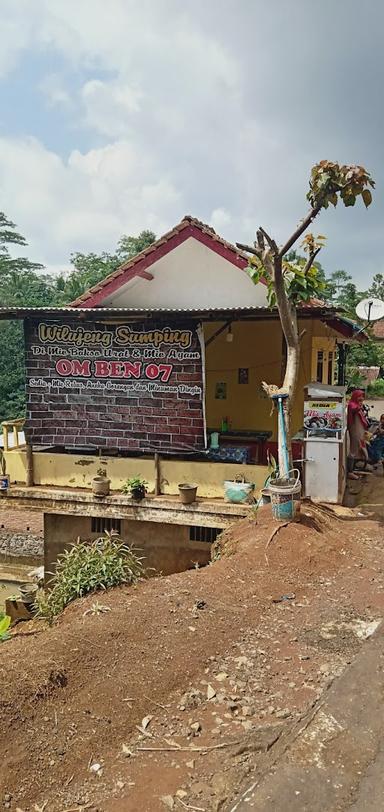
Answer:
[{"left": 368, "top": 413, "right": 384, "bottom": 465}]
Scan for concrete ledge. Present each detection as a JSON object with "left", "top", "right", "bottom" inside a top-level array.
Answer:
[{"left": 5, "top": 486, "right": 251, "bottom": 528}]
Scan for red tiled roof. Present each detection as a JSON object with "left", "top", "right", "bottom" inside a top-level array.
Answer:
[{"left": 71, "top": 215, "right": 250, "bottom": 308}]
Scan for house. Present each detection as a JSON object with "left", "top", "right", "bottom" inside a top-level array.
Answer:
[{"left": 1, "top": 216, "right": 365, "bottom": 577}]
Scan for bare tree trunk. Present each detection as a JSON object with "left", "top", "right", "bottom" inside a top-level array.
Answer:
[{"left": 274, "top": 264, "right": 299, "bottom": 478}]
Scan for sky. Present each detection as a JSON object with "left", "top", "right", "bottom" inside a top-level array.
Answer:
[{"left": 0, "top": 0, "right": 382, "bottom": 285}]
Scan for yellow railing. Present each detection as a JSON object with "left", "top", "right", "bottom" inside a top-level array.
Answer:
[{"left": 1, "top": 419, "right": 25, "bottom": 452}]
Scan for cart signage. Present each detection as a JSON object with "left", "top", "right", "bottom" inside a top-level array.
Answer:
[{"left": 304, "top": 400, "right": 344, "bottom": 433}]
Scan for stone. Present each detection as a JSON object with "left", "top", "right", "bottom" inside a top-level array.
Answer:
[
  {"left": 215, "top": 672, "right": 228, "bottom": 682},
  {"left": 207, "top": 684, "right": 216, "bottom": 700},
  {"left": 160, "top": 796, "right": 175, "bottom": 810},
  {"left": 190, "top": 721, "right": 201, "bottom": 734},
  {"left": 276, "top": 709, "right": 291, "bottom": 719}
]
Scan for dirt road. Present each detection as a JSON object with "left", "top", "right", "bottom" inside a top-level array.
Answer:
[{"left": 230, "top": 617, "right": 384, "bottom": 811}]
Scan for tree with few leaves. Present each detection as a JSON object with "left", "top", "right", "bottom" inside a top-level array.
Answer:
[{"left": 237, "top": 161, "right": 374, "bottom": 479}]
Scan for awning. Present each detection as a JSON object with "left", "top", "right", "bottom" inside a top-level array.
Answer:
[{"left": 0, "top": 305, "right": 367, "bottom": 340}]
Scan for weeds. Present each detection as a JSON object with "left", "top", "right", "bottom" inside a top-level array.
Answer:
[
  {"left": 0, "top": 612, "right": 11, "bottom": 642},
  {"left": 35, "top": 531, "right": 145, "bottom": 622},
  {"left": 83, "top": 601, "right": 111, "bottom": 617}
]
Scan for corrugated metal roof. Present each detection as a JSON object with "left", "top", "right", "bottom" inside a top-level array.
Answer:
[{"left": 0, "top": 304, "right": 338, "bottom": 321}]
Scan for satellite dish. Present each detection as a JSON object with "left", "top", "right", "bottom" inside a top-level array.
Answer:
[{"left": 356, "top": 297, "right": 384, "bottom": 322}]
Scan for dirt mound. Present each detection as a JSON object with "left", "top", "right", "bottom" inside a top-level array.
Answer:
[{"left": 1, "top": 505, "right": 384, "bottom": 812}]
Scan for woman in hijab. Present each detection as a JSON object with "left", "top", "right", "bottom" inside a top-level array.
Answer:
[{"left": 347, "top": 389, "right": 369, "bottom": 466}]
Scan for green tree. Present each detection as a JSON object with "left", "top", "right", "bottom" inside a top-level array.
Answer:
[
  {"left": 0, "top": 213, "right": 56, "bottom": 422},
  {"left": 0, "top": 219, "right": 157, "bottom": 420},
  {"left": 57, "top": 229, "right": 156, "bottom": 303},
  {"left": 368, "top": 273, "right": 384, "bottom": 300}
]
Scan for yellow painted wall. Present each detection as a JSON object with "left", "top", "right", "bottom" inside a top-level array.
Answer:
[
  {"left": 4, "top": 449, "right": 269, "bottom": 498},
  {"left": 204, "top": 319, "right": 338, "bottom": 439}
]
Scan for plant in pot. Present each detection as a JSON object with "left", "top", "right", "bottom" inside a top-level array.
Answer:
[
  {"left": 123, "top": 476, "right": 148, "bottom": 501},
  {"left": 91, "top": 467, "right": 111, "bottom": 498}
]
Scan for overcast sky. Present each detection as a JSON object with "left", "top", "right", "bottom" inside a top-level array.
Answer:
[{"left": 0, "top": 0, "right": 382, "bottom": 285}]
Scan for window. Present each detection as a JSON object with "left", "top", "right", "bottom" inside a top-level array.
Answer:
[
  {"left": 91, "top": 517, "right": 121, "bottom": 534},
  {"left": 327, "top": 350, "right": 334, "bottom": 385},
  {"left": 189, "top": 526, "right": 221, "bottom": 544}
]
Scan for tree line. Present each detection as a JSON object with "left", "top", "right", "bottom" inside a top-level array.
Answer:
[
  {"left": 0, "top": 212, "right": 156, "bottom": 421},
  {"left": 0, "top": 210, "right": 382, "bottom": 422}
]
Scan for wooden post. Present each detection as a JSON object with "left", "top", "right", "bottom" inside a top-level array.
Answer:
[
  {"left": 2, "top": 424, "right": 9, "bottom": 453},
  {"left": 154, "top": 452, "right": 161, "bottom": 496},
  {"left": 26, "top": 443, "right": 34, "bottom": 487}
]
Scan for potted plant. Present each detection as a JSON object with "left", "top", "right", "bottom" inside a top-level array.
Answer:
[
  {"left": 123, "top": 476, "right": 147, "bottom": 501},
  {"left": 178, "top": 483, "right": 198, "bottom": 505},
  {"left": 91, "top": 467, "right": 111, "bottom": 497}
]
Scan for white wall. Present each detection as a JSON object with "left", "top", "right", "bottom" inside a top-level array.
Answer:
[{"left": 100, "top": 237, "right": 268, "bottom": 308}]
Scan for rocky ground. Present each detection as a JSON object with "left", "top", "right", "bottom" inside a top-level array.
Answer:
[
  {"left": 2, "top": 501, "right": 384, "bottom": 812},
  {"left": 0, "top": 505, "right": 43, "bottom": 558}
]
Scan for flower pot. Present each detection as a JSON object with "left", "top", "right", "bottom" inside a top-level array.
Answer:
[
  {"left": 131, "top": 486, "right": 146, "bottom": 501},
  {"left": 178, "top": 483, "right": 198, "bottom": 505},
  {"left": 91, "top": 476, "right": 110, "bottom": 497}
]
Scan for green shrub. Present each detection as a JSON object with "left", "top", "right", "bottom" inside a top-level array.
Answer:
[
  {"left": 35, "top": 531, "right": 145, "bottom": 622},
  {"left": 0, "top": 612, "right": 11, "bottom": 642},
  {"left": 367, "top": 378, "right": 384, "bottom": 397}
]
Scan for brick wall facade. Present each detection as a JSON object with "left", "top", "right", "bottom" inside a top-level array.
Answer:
[{"left": 24, "top": 319, "right": 206, "bottom": 452}]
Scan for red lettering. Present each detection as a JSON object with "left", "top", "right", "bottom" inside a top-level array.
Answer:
[
  {"left": 159, "top": 364, "right": 172, "bottom": 382},
  {"left": 145, "top": 363, "right": 160, "bottom": 380},
  {"left": 123, "top": 361, "right": 141, "bottom": 378},
  {"left": 144, "top": 363, "right": 173, "bottom": 381},
  {"left": 56, "top": 359, "right": 73, "bottom": 376},
  {"left": 109, "top": 361, "right": 125, "bottom": 378},
  {"left": 94, "top": 360, "right": 110, "bottom": 377},
  {"left": 71, "top": 359, "right": 91, "bottom": 377}
]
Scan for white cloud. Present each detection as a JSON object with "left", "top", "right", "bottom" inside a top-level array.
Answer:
[
  {"left": 81, "top": 79, "right": 142, "bottom": 137},
  {"left": 0, "top": 0, "right": 382, "bottom": 282},
  {"left": 210, "top": 208, "right": 232, "bottom": 232},
  {"left": 0, "top": 136, "right": 181, "bottom": 268}
]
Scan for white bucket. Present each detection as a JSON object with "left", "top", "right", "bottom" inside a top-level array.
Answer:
[{"left": 269, "top": 470, "right": 301, "bottom": 521}]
